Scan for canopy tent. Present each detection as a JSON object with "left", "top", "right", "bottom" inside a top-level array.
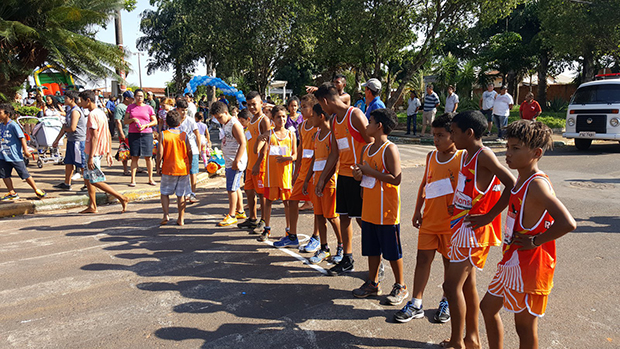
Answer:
[{"left": 184, "top": 76, "right": 245, "bottom": 105}]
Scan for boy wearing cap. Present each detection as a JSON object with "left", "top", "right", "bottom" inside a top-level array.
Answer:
[{"left": 363, "top": 78, "right": 385, "bottom": 119}]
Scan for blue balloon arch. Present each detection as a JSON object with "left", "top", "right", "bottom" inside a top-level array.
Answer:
[{"left": 184, "top": 76, "right": 246, "bottom": 105}]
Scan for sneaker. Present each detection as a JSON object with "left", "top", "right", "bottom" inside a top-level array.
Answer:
[
  {"left": 252, "top": 219, "right": 266, "bottom": 234},
  {"left": 273, "top": 235, "right": 299, "bottom": 248},
  {"left": 299, "top": 236, "right": 320, "bottom": 253},
  {"left": 35, "top": 189, "right": 46, "bottom": 199},
  {"left": 217, "top": 215, "right": 238, "bottom": 227},
  {"left": 352, "top": 280, "right": 382, "bottom": 298},
  {"left": 188, "top": 194, "right": 198, "bottom": 203},
  {"left": 79, "top": 185, "right": 88, "bottom": 192},
  {"left": 308, "top": 249, "right": 331, "bottom": 264},
  {"left": 71, "top": 172, "right": 81, "bottom": 180},
  {"left": 53, "top": 182, "right": 72, "bottom": 190},
  {"left": 434, "top": 299, "right": 451, "bottom": 323},
  {"left": 385, "top": 283, "right": 409, "bottom": 306},
  {"left": 394, "top": 301, "right": 424, "bottom": 323},
  {"left": 237, "top": 218, "right": 258, "bottom": 229},
  {"left": 331, "top": 244, "right": 344, "bottom": 264},
  {"left": 235, "top": 211, "right": 247, "bottom": 219},
  {"left": 0, "top": 193, "right": 19, "bottom": 201},
  {"left": 257, "top": 229, "right": 270, "bottom": 242},
  {"left": 328, "top": 256, "right": 354, "bottom": 276},
  {"left": 378, "top": 261, "right": 385, "bottom": 282}
]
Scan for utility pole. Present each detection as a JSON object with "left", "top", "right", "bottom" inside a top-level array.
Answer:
[
  {"left": 114, "top": 10, "right": 126, "bottom": 94},
  {"left": 135, "top": 52, "right": 143, "bottom": 89}
]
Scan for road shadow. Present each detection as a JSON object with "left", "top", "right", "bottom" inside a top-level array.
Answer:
[{"left": 573, "top": 216, "right": 620, "bottom": 234}]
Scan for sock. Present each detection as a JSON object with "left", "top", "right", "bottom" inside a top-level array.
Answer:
[
  {"left": 411, "top": 297, "right": 422, "bottom": 309},
  {"left": 285, "top": 227, "right": 290, "bottom": 233},
  {"left": 264, "top": 226, "right": 271, "bottom": 234},
  {"left": 440, "top": 296, "right": 447, "bottom": 303},
  {"left": 344, "top": 253, "right": 353, "bottom": 262},
  {"left": 321, "top": 244, "right": 330, "bottom": 252},
  {"left": 289, "top": 234, "right": 297, "bottom": 240},
  {"left": 312, "top": 234, "right": 319, "bottom": 240}
]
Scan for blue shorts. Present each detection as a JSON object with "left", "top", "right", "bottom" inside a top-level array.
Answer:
[
  {"left": 225, "top": 167, "right": 243, "bottom": 192},
  {"left": 190, "top": 154, "right": 200, "bottom": 174},
  {"left": 481, "top": 109, "right": 493, "bottom": 122},
  {"left": 0, "top": 159, "right": 30, "bottom": 180},
  {"left": 361, "top": 221, "right": 403, "bottom": 261},
  {"left": 64, "top": 140, "right": 85, "bottom": 169}
]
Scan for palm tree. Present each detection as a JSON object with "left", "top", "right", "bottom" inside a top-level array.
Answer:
[{"left": 0, "top": 0, "right": 130, "bottom": 100}]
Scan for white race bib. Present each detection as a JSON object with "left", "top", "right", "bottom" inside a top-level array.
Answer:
[
  {"left": 302, "top": 149, "right": 314, "bottom": 159},
  {"left": 337, "top": 137, "right": 349, "bottom": 151},
  {"left": 245, "top": 130, "right": 252, "bottom": 141},
  {"left": 313, "top": 159, "right": 326, "bottom": 172},
  {"left": 269, "top": 146, "right": 286, "bottom": 156},
  {"left": 425, "top": 177, "right": 454, "bottom": 199},
  {"left": 503, "top": 212, "right": 516, "bottom": 244},
  {"left": 360, "top": 175, "right": 376, "bottom": 189},
  {"left": 456, "top": 172, "right": 466, "bottom": 192}
]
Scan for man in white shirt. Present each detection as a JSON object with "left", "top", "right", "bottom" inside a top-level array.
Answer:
[
  {"left": 479, "top": 83, "right": 497, "bottom": 136},
  {"left": 444, "top": 85, "right": 459, "bottom": 113},
  {"left": 185, "top": 93, "right": 197, "bottom": 119},
  {"left": 405, "top": 91, "right": 420, "bottom": 135},
  {"left": 491, "top": 85, "right": 514, "bottom": 139}
]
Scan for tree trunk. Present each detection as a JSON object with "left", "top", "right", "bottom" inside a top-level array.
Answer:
[
  {"left": 506, "top": 70, "right": 518, "bottom": 102},
  {"left": 537, "top": 50, "right": 549, "bottom": 110},
  {"left": 205, "top": 53, "right": 216, "bottom": 105},
  {"left": 387, "top": 68, "right": 416, "bottom": 109},
  {"left": 582, "top": 50, "right": 596, "bottom": 82}
]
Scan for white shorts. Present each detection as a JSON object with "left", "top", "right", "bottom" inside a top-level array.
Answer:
[{"left": 160, "top": 174, "right": 191, "bottom": 197}]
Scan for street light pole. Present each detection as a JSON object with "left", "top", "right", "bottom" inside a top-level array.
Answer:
[{"left": 135, "top": 52, "right": 143, "bottom": 89}]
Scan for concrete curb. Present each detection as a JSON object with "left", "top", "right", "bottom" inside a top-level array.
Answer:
[{"left": 0, "top": 172, "right": 212, "bottom": 218}]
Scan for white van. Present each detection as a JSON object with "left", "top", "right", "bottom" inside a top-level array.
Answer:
[{"left": 563, "top": 76, "right": 620, "bottom": 150}]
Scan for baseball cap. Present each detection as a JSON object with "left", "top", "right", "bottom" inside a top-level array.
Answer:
[
  {"left": 362, "top": 78, "right": 382, "bottom": 92},
  {"left": 122, "top": 90, "right": 134, "bottom": 99}
]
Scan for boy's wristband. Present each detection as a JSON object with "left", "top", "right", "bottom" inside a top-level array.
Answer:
[{"left": 532, "top": 235, "right": 541, "bottom": 247}]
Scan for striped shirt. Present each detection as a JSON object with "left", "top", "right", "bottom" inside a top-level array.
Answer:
[{"left": 423, "top": 92, "right": 440, "bottom": 112}]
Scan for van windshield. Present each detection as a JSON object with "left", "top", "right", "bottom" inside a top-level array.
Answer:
[{"left": 571, "top": 84, "right": 620, "bottom": 105}]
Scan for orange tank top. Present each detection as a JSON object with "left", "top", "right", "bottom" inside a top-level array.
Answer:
[
  {"left": 361, "top": 141, "right": 400, "bottom": 225},
  {"left": 246, "top": 114, "right": 266, "bottom": 172},
  {"left": 161, "top": 129, "right": 188, "bottom": 176},
  {"left": 333, "top": 107, "right": 365, "bottom": 177},
  {"left": 297, "top": 119, "right": 316, "bottom": 180},
  {"left": 420, "top": 149, "right": 465, "bottom": 234},
  {"left": 450, "top": 147, "right": 502, "bottom": 248},
  {"left": 265, "top": 129, "right": 293, "bottom": 189},
  {"left": 496, "top": 172, "right": 556, "bottom": 295},
  {"left": 312, "top": 129, "right": 337, "bottom": 189}
]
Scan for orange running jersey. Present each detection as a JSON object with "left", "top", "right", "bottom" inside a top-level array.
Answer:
[
  {"left": 361, "top": 141, "right": 400, "bottom": 225},
  {"left": 313, "top": 129, "right": 337, "bottom": 189},
  {"left": 450, "top": 147, "right": 502, "bottom": 247},
  {"left": 246, "top": 114, "right": 266, "bottom": 172},
  {"left": 297, "top": 119, "right": 316, "bottom": 180},
  {"left": 332, "top": 107, "right": 366, "bottom": 177},
  {"left": 161, "top": 129, "right": 188, "bottom": 176},
  {"left": 494, "top": 172, "right": 556, "bottom": 295},
  {"left": 421, "top": 149, "right": 465, "bottom": 234},
  {"left": 265, "top": 129, "right": 293, "bottom": 189}
]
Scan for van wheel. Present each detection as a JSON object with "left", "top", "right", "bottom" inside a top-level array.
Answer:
[{"left": 574, "top": 139, "right": 592, "bottom": 150}]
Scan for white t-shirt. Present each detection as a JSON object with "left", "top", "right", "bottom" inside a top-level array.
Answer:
[
  {"left": 178, "top": 116, "right": 199, "bottom": 154},
  {"left": 187, "top": 102, "right": 197, "bottom": 119},
  {"left": 406, "top": 97, "right": 420, "bottom": 115},
  {"left": 482, "top": 90, "right": 498, "bottom": 110},
  {"left": 221, "top": 117, "right": 248, "bottom": 170},
  {"left": 444, "top": 93, "right": 459, "bottom": 113},
  {"left": 493, "top": 93, "right": 514, "bottom": 117}
]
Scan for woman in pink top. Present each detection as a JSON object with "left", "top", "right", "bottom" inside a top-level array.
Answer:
[{"left": 124, "top": 89, "right": 157, "bottom": 186}]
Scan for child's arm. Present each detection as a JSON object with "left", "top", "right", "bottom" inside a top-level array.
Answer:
[
  {"left": 157, "top": 131, "right": 163, "bottom": 175},
  {"left": 412, "top": 153, "right": 430, "bottom": 229},
  {"left": 254, "top": 130, "right": 269, "bottom": 156},
  {"left": 317, "top": 130, "right": 339, "bottom": 192},
  {"left": 466, "top": 149, "right": 516, "bottom": 229},
  {"left": 106, "top": 122, "right": 113, "bottom": 165},
  {"left": 303, "top": 154, "right": 315, "bottom": 196},
  {"left": 205, "top": 125, "right": 212, "bottom": 148},
  {"left": 350, "top": 108, "right": 372, "bottom": 144},
  {"left": 231, "top": 122, "right": 246, "bottom": 171},
  {"left": 513, "top": 178, "right": 576, "bottom": 250},
  {"left": 185, "top": 133, "right": 192, "bottom": 167},
  {"left": 88, "top": 127, "right": 99, "bottom": 170},
  {"left": 293, "top": 130, "right": 304, "bottom": 181},
  {"left": 355, "top": 143, "right": 401, "bottom": 186},
  {"left": 351, "top": 144, "right": 369, "bottom": 181},
  {"left": 20, "top": 137, "right": 31, "bottom": 159}
]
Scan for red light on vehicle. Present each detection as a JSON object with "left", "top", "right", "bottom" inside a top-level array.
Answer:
[
  {"left": 612, "top": 109, "right": 619, "bottom": 114},
  {"left": 569, "top": 110, "right": 577, "bottom": 114}
]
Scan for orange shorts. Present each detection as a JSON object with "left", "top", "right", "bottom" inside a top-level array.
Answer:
[
  {"left": 448, "top": 245, "right": 492, "bottom": 270},
  {"left": 244, "top": 170, "right": 265, "bottom": 193},
  {"left": 487, "top": 275, "right": 548, "bottom": 317},
  {"left": 290, "top": 176, "right": 310, "bottom": 201},
  {"left": 265, "top": 187, "right": 292, "bottom": 201},
  {"left": 312, "top": 185, "right": 338, "bottom": 219},
  {"left": 418, "top": 232, "right": 451, "bottom": 259}
]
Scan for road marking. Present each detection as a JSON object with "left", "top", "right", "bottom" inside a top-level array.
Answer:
[{"left": 260, "top": 234, "right": 328, "bottom": 275}]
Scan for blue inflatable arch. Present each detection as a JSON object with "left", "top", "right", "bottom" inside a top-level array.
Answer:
[{"left": 184, "top": 76, "right": 246, "bottom": 105}]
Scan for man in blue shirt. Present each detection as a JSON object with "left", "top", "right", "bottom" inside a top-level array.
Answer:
[
  {"left": 363, "top": 78, "right": 385, "bottom": 119},
  {"left": 421, "top": 84, "right": 440, "bottom": 137},
  {"left": 0, "top": 104, "right": 46, "bottom": 200}
]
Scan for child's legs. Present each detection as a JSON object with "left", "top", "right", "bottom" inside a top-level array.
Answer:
[
  {"left": 288, "top": 200, "right": 299, "bottom": 235},
  {"left": 389, "top": 258, "right": 405, "bottom": 286},
  {"left": 161, "top": 194, "right": 170, "bottom": 217},
  {"left": 283, "top": 200, "right": 291, "bottom": 229},
  {"left": 24, "top": 176, "right": 39, "bottom": 192},
  {"left": 259, "top": 193, "right": 266, "bottom": 220},
  {"left": 481, "top": 292, "right": 505, "bottom": 349},
  {"left": 327, "top": 216, "right": 342, "bottom": 243},
  {"left": 235, "top": 189, "right": 244, "bottom": 212},
  {"left": 412, "top": 249, "right": 437, "bottom": 299},
  {"left": 368, "top": 255, "right": 381, "bottom": 283},
  {"left": 2, "top": 177, "right": 15, "bottom": 194},
  {"left": 463, "top": 269, "right": 481, "bottom": 347},
  {"left": 316, "top": 215, "right": 328, "bottom": 244},
  {"left": 176, "top": 195, "right": 186, "bottom": 222},
  {"left": 92, "top": 181, "right": 124, "bottom": 202},
  {"left": 340, "top": 215, "right": 353, "bottom": 254},
  {"left": 227, "top": 191, "right": 236, "bottom": 217},
  {"left": 443, "top": 260, "right": 475, "bottom": 347},
  {"left": 515, "top": 311, "right": 538, "bottom": 349},
  {"left": 64, "top": 163, "right": 74, "bottom": 184},
  {"left": 263, "top": 198, "right": 273, "bottom": 227},
  {"left": 122, "top": 159, "right": 128, "bottom": 172},
  {"left": 246, "top": 189, "right": 257, "bottom": 219},
  {"left": 190, "top": 173, "right": 197, "bottom": 193},
  {"left": 84, "top": 179, "right": 97, "bottom": 210}
]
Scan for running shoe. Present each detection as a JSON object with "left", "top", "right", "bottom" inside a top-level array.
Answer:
[
  {"left": 53, "top": 183, "right": 72, "bottom": 190},
  {"left": 434, "top": 298, "right": 450, "bottom": 323},
  {"left": 273, "top": 235, "right": 299, "bottom": 248},
  {"left": 257, "top": 228, "right": 270, "bottom": 242},
  {"left": 308, "top": 249, "right": 331, "bottom": 264},
  {"left": 394, "top": 301, "right": 424, "bottom": 323},
  {"left": 331, "top": 244, "right": 344, "bottom": 264},
  {"left": 385, "top": 283, "right": 409, "bottom": 306},
  {"left": 328, "top": 256, "right": 354, "bottom": 276},
  {"left": 352, "top": 280, "right": 381, "bottom": 298},
  {"left": 237, "top": 218, "right": 258, "bottom": 229},
  {"left": 299, "top": 236, "right": 320, "bottom": 253},
  {"left": 0, "top": 193, "right": 19, "bottom": 201},
  {"left": 235, "top": 211, "right": 247, "bottom": 219},
  {"left": 35, "top": 189, "right": 46, "bottom": 199},
  {"left": 217, "top": 215, "right": 238, "bottom": 227},
  {"left": 252, "top": 219, "right": 266, "bottom": 234},
  {"left": 188, "top": 194, "right": 198, "bottom": 203}
]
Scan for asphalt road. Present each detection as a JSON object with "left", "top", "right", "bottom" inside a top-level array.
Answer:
[{"left": 1, "top": 141, "right": 619, "bottom": 349}]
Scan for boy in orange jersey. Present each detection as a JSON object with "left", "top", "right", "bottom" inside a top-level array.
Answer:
[
  {"left": 441, "top": 110, "right": 516, "bottom": 349},
  {"left": 394, "top": 114, "right": 464, "bottom": 323},
  {"left": 157, "top": 109, "right": 191, "bottom": 226},
  {"left": 254, "top": 105, "right": 297, "bottom": 243},
  {"left": 480, "top": 120, "right": 575, "bottom": 349},
  {"left": 351, "top": 108, "right": 408, "bottom": 305},
  {"left": 281, "top": 94, "right": 321, "bottom": 249},
  {"left": 302, "top": 103, "right": 343, "bottom": 264},
  {"left": 314, "top": 83, "right": 372, "bottom": 276},
  {"left": 237, "top": 91, "right": 271, "bottom": 233}
]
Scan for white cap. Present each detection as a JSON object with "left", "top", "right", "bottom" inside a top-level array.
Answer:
[{"left": 362, "top": 78, "right": 382, "bottom": 92}]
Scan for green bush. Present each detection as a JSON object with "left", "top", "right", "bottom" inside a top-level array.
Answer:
[
  {"left": 16, "top": 106, "right": 41, "bottom": 118},
  {"left": 546, "top": 97, "right": 568, "bottom": 112}
]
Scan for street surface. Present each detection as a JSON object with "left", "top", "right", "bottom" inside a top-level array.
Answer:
[{"left": 1, "top": 142, "right": 619, "bottom": 348}]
